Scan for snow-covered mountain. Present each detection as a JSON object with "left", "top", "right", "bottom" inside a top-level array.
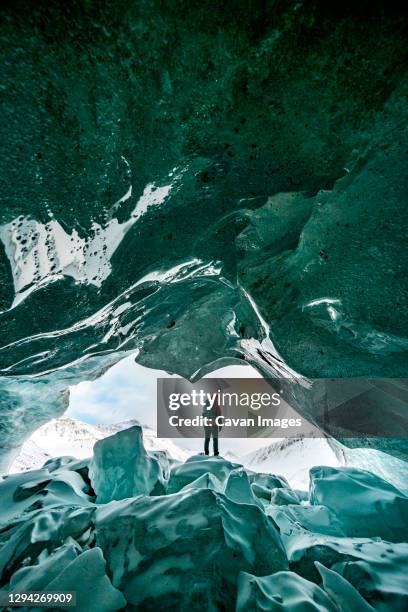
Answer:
[
  {"left": 9, "top": 418, "right": 344, "bottom": 491},
  {"left": 10, "top": 440, "right": 51, "bottom": 474},
  {"left": 241, "top": 436, "right": 344, "bottom": 490},
  {"left": 9, "top": 416, "right": 192, "bottom": 474},
  {"left": 223, "top": 450, "right": 240, "bottom": 463}
]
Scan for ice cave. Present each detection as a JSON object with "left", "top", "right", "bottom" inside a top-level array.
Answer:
[{"left": 0, "top": 1, "right": 407, "bottom": 610}]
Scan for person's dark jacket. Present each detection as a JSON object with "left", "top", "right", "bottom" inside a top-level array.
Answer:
[{"left": 202, "top": 400, "right": 221, "bottom": 426}]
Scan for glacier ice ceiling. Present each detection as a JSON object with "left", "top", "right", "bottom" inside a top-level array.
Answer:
[{"left": 1, "top": 0, "right": 408, "bottom": 468}]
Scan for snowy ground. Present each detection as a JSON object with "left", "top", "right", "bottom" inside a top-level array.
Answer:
[{"left": 241, "top": 436, "right": 344, "bottom": 490}]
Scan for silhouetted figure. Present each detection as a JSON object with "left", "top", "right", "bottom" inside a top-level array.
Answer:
[{"left": 203, "top": 399, "right": 221, "bottom": 456}]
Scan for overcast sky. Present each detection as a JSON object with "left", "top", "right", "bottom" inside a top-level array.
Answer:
[{"left": 67, "top": 356, "right": 273, "bottom": 455}]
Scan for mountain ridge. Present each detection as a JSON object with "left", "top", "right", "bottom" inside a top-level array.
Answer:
[{"left": 9, "top": 416, "right": 192, "bottom": 473}]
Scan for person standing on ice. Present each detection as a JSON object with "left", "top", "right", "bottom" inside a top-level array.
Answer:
[{"left": 203, "top": 398, "right": 221, "bottom": 456}]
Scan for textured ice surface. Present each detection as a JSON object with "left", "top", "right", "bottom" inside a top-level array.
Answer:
[
  {"left": 166, "top": 454, "right": 241, "bottom": 494},
  {"left": 89, "top": 425, "right": 170, "bottom": 503},
  {"left": 236, "top": 570, "right": 337, "bottom": 611},
  {"left": 0, "top": 465, "right": 93, "bottom": 525},
  {"left": 336, "top": 444, "right": 408, "bottom": 496},
  {"left": 44, "top": 548, "right": 126, "bottom": 612},
  {"left": 0, "top": 427, "right": 407, "bottom": 610},
  {"left": 236, "top": 565, "right": 387, "bottom": 610},
  {"left": 309, "top": 466, "right": 408, "bottom": 541},
  {"left": 315, "top": 562, "right": 376, "bottom": 611},
  {"left": 96, "top": 488, "right": 287, "bottom": 610}
]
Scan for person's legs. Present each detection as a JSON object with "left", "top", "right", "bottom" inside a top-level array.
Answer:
[
  {"left": 213, "top": 425, "right": 219, "bottom": 456},
  {"left": 204, "top": 427, "right": 211, "bottom": 455}
]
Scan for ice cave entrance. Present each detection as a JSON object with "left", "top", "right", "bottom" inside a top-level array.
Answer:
[{"left": 8, "top": 356, "right": 343, "bottom": 490}]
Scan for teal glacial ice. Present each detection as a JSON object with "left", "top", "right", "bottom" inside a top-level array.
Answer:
[
  {"left": 1, "top": 1, "right": 408, "bottom": 465},
  {"left": 0, "top": 426, "right": 407, "bottom": 610},
  {"left": 89, "top": 426, "right": 170, "bottom": 503},
  {"left": 0, "top": 1, "right": 408, "bottom": 609}
]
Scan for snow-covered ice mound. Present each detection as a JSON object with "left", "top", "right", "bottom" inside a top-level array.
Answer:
[{"left": 0, "top": 425, "right": 407, "bottom": 611}]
